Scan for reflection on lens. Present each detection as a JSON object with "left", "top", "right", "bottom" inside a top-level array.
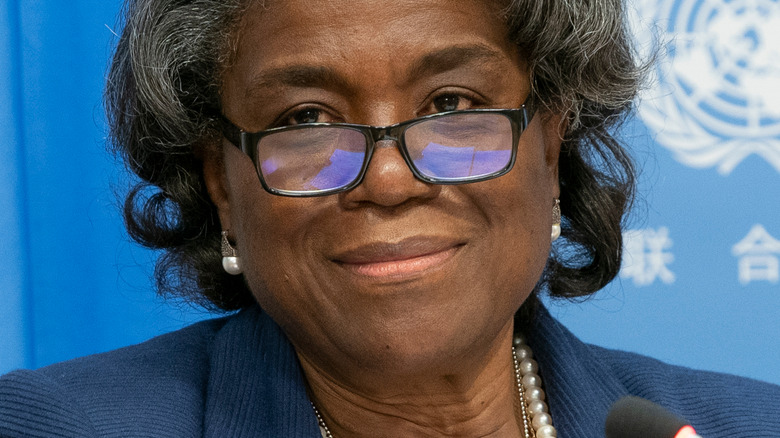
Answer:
[
  {"left": 405, "top": 112, "right": 513, "bottom": 180},
  {"left": 256, "top": 127, "right": 366, "bottom": 192},
  {"left": 414, "top": 143, "right": 511, "bottom": 178},
  {"left": 304, "top": 149, "right": 365, "bottom": 190},
  {"left": 260, "top": 157, "right": 281, "bottom": 175}
]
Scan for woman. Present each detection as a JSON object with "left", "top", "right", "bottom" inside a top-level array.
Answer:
[{"left": 1, "top": 0, "right": 778, "bottom": 436}]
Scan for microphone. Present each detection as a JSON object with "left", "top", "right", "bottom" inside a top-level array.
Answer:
[{"left": 605, "top": 396, "right": 702, "bottom": 438}]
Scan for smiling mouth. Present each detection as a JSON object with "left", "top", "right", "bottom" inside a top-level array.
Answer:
[{"left": 333, "top": 238, "right": 464, "bottom": 278}]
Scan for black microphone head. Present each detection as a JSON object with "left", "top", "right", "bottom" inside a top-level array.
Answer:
[{"left": 605, "top": 396, "right": 692, "bottom": 438}]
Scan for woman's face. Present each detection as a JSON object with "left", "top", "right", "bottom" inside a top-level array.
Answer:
[{"left": 209, "top": 0, "right": 561, "bottom": 375}]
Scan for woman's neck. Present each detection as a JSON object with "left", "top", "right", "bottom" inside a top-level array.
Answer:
[{"left": 297, "top": 324, "right": 526, "bottom": 437}]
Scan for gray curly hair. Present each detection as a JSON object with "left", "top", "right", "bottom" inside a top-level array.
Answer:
[{"left": 106, "top": 0, "right": 645, "bottom": 311}]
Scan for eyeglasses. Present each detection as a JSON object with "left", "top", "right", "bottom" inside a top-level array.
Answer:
[{"left": 221, "top": 99, "right": 535, "bottom": 197}]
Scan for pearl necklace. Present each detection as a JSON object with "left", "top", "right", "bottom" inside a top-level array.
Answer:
[{"left": 311, "top": 335, "right": 557, "bottom": 438}]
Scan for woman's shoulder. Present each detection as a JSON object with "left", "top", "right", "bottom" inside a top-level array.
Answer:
[
  {"left": 593, "top": 345, "right": 780, "bottom": 435},
  {"left": 531, "top": 306, "right": 780, "bottom": 436},
  {"left": 0, "top": 313, "right": 235, "bottom": 438},
  {"left": 594, "top": 344, "right": 780, "bottom": 396}
]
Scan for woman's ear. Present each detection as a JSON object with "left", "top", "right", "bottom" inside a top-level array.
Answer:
[
  {"left": 540, "top": 110, "right": 567, "bottom": 198},
  {"left": 195, "top": 140, "right": 232, "bottom": 231}
]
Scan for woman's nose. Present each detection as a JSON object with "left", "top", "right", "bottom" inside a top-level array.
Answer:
[{"left": 339, "top": 139, "right": 440, "bottom": 208}]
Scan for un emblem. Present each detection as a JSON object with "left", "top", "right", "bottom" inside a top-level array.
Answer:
[{"left": 629, "top": 0, "right": 780, "bottom": 174}]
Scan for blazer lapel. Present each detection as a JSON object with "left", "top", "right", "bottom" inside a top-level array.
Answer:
[{"left": 203, "top": 306, "right": 321, "bottom": 437}]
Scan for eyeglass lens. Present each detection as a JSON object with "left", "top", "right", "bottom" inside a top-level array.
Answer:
[
  {"left": 405, "top": 112, "right": 512, "bottom": 181},
  {"left": 255, "top": 112, "right": 514, "bottom": 193}
]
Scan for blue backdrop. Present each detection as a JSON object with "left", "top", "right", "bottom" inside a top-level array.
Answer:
[{"left": 2, "top": 0, "right": 778, "bottom": 385}]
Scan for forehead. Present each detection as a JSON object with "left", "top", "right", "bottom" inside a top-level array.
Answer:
[{"left": 231, "top": 0, "right": 516, "bottom": 69}]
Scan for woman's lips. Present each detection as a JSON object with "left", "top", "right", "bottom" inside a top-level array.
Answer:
[
  {"left": 333, "top": 237, "right": 463, "bottom": 278},
  {"left": 346, "top": 247, "right": 460, "bottom": 277}
]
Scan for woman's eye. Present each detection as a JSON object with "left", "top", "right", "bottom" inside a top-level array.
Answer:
[
  {"left": 432, "top": 94, "right": 470, "bottom": 113},
  {"left": 290, "top": 108, "right": 322, "bottom": 125},
  {"left": 274, "top": 106, "right": 341, "bottom": 128}
]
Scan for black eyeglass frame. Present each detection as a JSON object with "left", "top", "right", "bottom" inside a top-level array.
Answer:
[{"left": 221, "top": 99, "right": 536, "bottom": 197}]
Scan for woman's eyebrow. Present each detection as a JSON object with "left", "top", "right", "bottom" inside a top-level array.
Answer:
[
  {"left": 243, "top": 45, "right": 507, "bottom": 98},
  {"left": 402, "top": 44, "right": 508, "bottom": 85},
  {"left": 244, "top": 65, "right": 354, "bottom": 98}
]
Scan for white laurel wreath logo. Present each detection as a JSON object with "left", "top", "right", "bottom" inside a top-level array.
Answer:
[{"left": 629, "top": 0, "right": 780, "bottom": 174}]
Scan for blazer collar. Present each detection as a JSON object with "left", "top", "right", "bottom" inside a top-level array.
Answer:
[{"left": 529, "top": 305, "right": 630, "bottom": 437}]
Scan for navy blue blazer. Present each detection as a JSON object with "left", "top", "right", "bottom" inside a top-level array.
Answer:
[{"left": 2, "top": 305, "right": 779, "bottom": 437}]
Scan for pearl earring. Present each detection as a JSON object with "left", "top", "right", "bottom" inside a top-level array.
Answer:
[
  {"left": 221, "top": 231, "right": 243, "bottom": 275},
  {"left": 551, "top": 198, "right": 561, "bottom": 242}
]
